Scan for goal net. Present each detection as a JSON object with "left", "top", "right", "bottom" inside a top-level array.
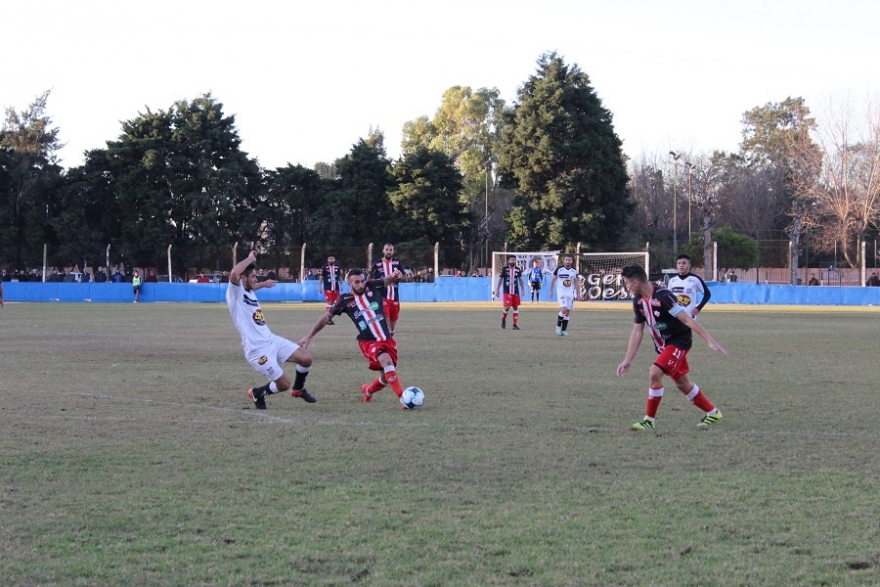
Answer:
[
  {"left": 491, "top": 249, "right": 649, "bottom": 301},
  {"left": 577, "top": 251, "right": 650, "bottom": 300}
]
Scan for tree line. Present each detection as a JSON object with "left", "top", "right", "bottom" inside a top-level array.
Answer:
[{"left": 3, "top": 52, "right": 878, "bottom": 281}]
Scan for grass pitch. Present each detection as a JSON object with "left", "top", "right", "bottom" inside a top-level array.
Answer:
[{"left": 1, "top": 301, "right": 879, "bottom": 586}]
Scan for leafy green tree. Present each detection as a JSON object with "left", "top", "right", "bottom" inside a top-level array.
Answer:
[
  {"left": 107, "top": 94, "right": 263, "bottom": 272},
  {"left": 0, "top": 90, "right": 64, "bottom": 269},
  {"left": 499, "top": 52, "right": 631, "bottom": 251},
  {"left": 740, "top": 97, "right": 820, "bottom": 281},
  {"left": 262, "top": 164, "right": 324, "bottom": 272},
  {"left": 388, "top": 147, "right": 468, "bottom": 265},
  {"left": 710, "top": 225, "right": 758, "bottom": 271},
  {"left": 401, "top": 86, "right": 507, "bottom": 270}
]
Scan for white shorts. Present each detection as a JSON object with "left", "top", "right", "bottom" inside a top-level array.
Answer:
[
  {"left": 245, "top": 335, "right": 300, "bottom": 382},
  {"left": 558, "top": 293, "right": 576, "bottom": 310}
]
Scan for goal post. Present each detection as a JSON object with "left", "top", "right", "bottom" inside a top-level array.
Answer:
[
  {"left": 491, "top": 246, "right": 649, "bottom": 301},
  {"left": 577, "top": 249, "right": 650, "bottom": 300}
]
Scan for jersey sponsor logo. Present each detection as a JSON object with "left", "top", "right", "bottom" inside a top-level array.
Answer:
[
  {"left": 252, "top": 309, "right": 266, "bottom": 325},
  {"left": 358, "top": 320, "right": 367, "bottom": 330},
  {"left": 353, "top": 302, "right": 382, "bottom": 320},
  {"left": 258, "top": 356, "right": 268, "bottom": 365},
  {"left": 677, "top": 294, "right": 692, "bottom": 306},
  {"left": 655, "top": 320, "right": 666, "bottom": 328}
]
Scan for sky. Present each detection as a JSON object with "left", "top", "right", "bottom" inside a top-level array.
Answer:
[{"left": 3, "top": 0, "right": 878, "bottom": 170}]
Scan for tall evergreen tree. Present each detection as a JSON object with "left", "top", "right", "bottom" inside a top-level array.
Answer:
[
  {"left": 54, "top": 148, "right": 122, "bottom": 270},
  {"left": 499, "top": 52, "right": 631, "bottom": 251},
  {"left": 388, "top": 147, "right": 468, "bottom": 259},
  {"left": 332, "top": 132, "right": 394, "bottom": 246}
]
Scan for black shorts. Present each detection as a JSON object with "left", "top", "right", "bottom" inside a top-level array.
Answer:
[{"left": 530, "top": 281, "right": 542, "bottom": 290}]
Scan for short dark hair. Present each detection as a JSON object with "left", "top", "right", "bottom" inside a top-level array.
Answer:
[
  {"left": 242, "top": 263, "right": 257, "bottom": 277},
  {"left": 347, "top": 268, "right": 365, "bottom": 279},
  {"left": 676, "top": 253, "right": 692, "bottom": 262},
  {"left": 621, "top": 264, "right": 648, "bottom": 282}
]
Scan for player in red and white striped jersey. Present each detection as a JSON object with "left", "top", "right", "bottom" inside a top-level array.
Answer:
[
  {"left": 494, "top": 255, "right": 525, "bottom": 330},
  {"left": 299, "top": 268, "right": 411, "bottom": 407},
  {"left": 370, "top": 243, "right": 404, "bottom": 334},
  {"left": 320, "top": 255, "right": 343, "bottom": 324}
]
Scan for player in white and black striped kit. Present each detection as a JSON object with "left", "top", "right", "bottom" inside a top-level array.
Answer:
[
  {"left": 667, "top": 253, "right": 712, "bottom": 318},
  {"left": 549, "top": 254, "right": 580, "bottom": 336}
]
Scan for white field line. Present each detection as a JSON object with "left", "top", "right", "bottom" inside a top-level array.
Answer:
[{"left": 1, "top": 391, "right": 876, "bottom": 439}]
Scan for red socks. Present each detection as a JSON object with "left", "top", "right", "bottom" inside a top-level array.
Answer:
[
  {"left": 366, "top": 377, "right": 386, "bottom": 394},
  {"left": 686, "top": 384, "right": 715, "bottom": 412},
  {"left": 646, "top": 387, "right": 664, "bottom": 418},
  {"left": 384, "top": 366, "right": 404, "bottom": 398}
]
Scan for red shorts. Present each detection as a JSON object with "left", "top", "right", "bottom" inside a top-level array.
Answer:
[
  {"left": 503, "top": 294, "right": 521, "bottom": 308},
  {"left": 358, "top": 339, "right": 399, "bottom": 371},
  {"left": 324, "top": 290, "right": 340, "bottom": 305},
  {"left": 654, "top": 344, "right": 690, "bottom": 380},
  {"left": 383, "top": 299, "right": 400, "bottom": 322}
]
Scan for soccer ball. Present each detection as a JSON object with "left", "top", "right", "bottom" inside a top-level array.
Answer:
[{"left": 400, "top": 386, "right": 425, "bottom": 409}]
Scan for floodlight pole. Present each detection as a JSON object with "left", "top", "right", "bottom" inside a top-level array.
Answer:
[
  {"left": 669, "top": 151, "right": 680, "bottom": 254},
  {"left": 685, "top": 161, "right": 693, "bottom": 241}
]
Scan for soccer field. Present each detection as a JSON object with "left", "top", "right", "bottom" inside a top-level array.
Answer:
[{"left": 1, "top": 302, "right": 878, "bottom": 586}]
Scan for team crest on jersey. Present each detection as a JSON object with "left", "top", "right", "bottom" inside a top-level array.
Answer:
[
  {"left": 654, "top": 311, "right": 661, "bottom": 318},
  {"left": 677, "top": 294, "right": 692, "bottom": 306},
  {"left": 563, "top": 279, "right": 572, "bottom": 287},
  {"left": 252, "top": 309, "right": 265, "bottom": 325},
  {"left": 258, "top": 356, "right": 268, "bottom": 365}
]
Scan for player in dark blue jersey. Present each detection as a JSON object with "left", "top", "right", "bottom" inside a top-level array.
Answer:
[{"left": 616, "top": 264, "right": 728, "bottom": 431}]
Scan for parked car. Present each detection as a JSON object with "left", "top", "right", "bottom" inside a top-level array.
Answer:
[
  {"left": 157, "top": 274, "right": 185, "bottom": 283},
  {"left": 188, "top": 273, "right": 224, "bottom": 284}
]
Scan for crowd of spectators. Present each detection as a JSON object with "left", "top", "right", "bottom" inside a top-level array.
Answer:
[{"left": 1, "top": 265, "right": 154, "bottom": 283}]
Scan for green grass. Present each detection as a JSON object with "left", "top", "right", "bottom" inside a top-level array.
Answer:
[{"left": 1, "top": 302, "right": 879, "bottom": 586}]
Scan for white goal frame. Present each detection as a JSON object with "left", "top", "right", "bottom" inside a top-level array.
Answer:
[{"left": 576, "top": 248, "right": 650, "bottom": 301}]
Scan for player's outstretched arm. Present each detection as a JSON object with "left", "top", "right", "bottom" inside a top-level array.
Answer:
[
  {"left": 298, "top": 312, "right": 333, "bottom": 348},
  {"left": 251, "top": 279, "right": 277, "bottom": 291},
  {"left": 677, "top": 312, "right": 728, "bottom": 357},
  {"left": 617, "top": 323, "right": 645, "bottom": 377}
]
